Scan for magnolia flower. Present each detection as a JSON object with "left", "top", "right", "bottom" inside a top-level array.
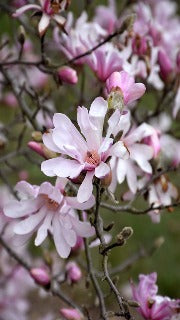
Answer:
[
  {"left": 13, "top": 0, "right": 69, "bottom": 36},
  {"left": 4, "top": 179, "right": 95, "bottom": 258},
  {"left": 109, "top": 112, "right": 155, "bottom": 194},
  {"left": 106, "top": 71, "right": 146, "bottom": 105},
  {"left": 138, "top": 174, "right": 178, "bottom": 223},
  {"left": 41, "top": 97, "right": 129, "bottom": 202},
  {"left": 131, "top": 272, "right": 180, "bottom": 320},
  {"left": 54, "top": 11, "right": 107, "bottom": 64},
  {"left": 86, "top": 43, "right": 123, "bottom": 82},
  {"left": 94, "top": 0, "right": 117, "bottom": 34}
]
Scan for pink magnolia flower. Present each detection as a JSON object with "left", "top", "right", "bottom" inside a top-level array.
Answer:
[
  {"left": 109, "top": 112, "right": 154, "bottom": 194},
  {"left": 4, "top": 179, "right": 95, "bottom": 258},
  {"left": 106, "top": 71, "right": 146, "bottom": 105},
  {"left": 66, "top": 261, "right": 82, "bottom": 284},
  {"left": 12, "top": 0, "right": 68, "bottom": 37},
  {"left": 131, "top": 272, "right": 180, "bottom": 320},
  {"left": 54, "top": 11, "right": 107, "bottom": 64},
  {"left": 60, "top": 308, "right": 83, "bottom": 320},
  {"left": 94, "top": 0, "right": 117, "bottom": 34},
  {"left": 86, "top": 43, "right": 123, "bottom": 82},
  {"left": 41, "top": 97, "right": 129, "bottom": 202}
]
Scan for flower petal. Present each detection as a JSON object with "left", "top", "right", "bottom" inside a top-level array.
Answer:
[
  {"left": 77, "top": 171, "right": 94, "bottom": 203},
  {"left": 95, "top": 162, "right": 110, "bottom": 178},
  {"left": 12, "top": 4, "right": 41, "bottom": 17},
  {"left": 38, "top": 13, "right": 50, "bottom": 37},
  {"left": 53, "top": 215, "right": 71, "bottom": 258},
  {"left": 14, "top": 207, "right": 46, "bottom": 235}
]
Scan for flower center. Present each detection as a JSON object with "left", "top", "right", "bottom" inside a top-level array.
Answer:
[
  {"left": 42, "top": 194, "right": 59, "bottom": 211},
  {"left": 85, "top": 150, "right": 100, "bottom": 167}
]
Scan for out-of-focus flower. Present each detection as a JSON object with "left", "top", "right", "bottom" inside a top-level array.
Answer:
[
  {"left": 30, "top": 267, "right": 50, "bottom": 286},
  {"left": 13, "top": 0, "right": 69, "bottom": 36},
  {"left": 138, "top": 175, "right": 178, "bottom": 223},
  {"left": 94, "top": 0, "right": 117, "bottom": 34},
  {"left": 143, "top": 128, "right": 161, "bottom": 158},
  {"left": 131, "top": 272, "right": 180, "bottom": 320},
  {"left": 4, "top": 179, "right": 95, "bottom": 258},
  {"left": 109, "top": 112, "right": 154, "bottom": 194},
  {"left": 60, "top": 308, "right": 83, "bottom": 320},
  {"left": 41, "top": 97, "right": 129, "bottom": 203},
  {"left": 106, "top": 71, "right": 146, "bottom": 106},
  {"left": 158, "top": 49, "right": 173, "bottom": 82},
  {"left": 58, "top": 66, "right": 78, "bottom": 85},
  {"left": 54, "top": 11, "right": 107, "bottom": 64},
  {"left": 0, "top": 187, "right": 13, "bottom": 234},
  {"left": 66, "top": 261, "right": 82, "bottom": 284}
]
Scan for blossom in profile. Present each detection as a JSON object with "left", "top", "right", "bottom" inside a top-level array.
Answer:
[
  {"left": 41, "top": 97, "right": 130, "bottom": 203},
  {"left": 12, "top": 0, "right": 70, "bottom": 36},
  {"left": 4, "top": 179, "right": 95, "bottom": 258},
  {"left": 131, "top": 272, "right": 180, "bottom": 320},
  {"left": 106, "top": 71, "right": 146, "bottom": 105}
]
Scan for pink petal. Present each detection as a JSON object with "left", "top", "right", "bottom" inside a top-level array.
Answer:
[
  {"left": 4, "top": 199, "right": 39, "bottom": 218},
  {"left": 53, "top": 14, "right": 66, "bottom": 26},
  {"left": 35, "top": 212, "right": 52, "bottom": 246},
  {"left": 129, "top": 144, "right": 153, "bottom": 173},
  {"left": 66, "top": 195, "right": 95, "bottom": 210},
  {"left": 71, "top": 217, "right": 95, "bottom": 237},
  {"left": 109, "top": 141, "right": 129, "bottom": 159},
  {"left": 43, "top": 131, "right": 61, "bottom": 153},
  {"left": 77, "top": 171, "right": 94, "bottom": 203},
  {"left": 53, "top": 215, "right": 71, "bottom": 258},
  {"left": 15, "top": 181, "right": 38, "bottom": 198},
  {"left": 95, "top": 162, "right": 110, "bottom": 178},
  {"left": 12, "top": 4, "right": 41, "bottom": 17},
  {"left": 14, "top": 207, "right": 46, "bottom": 235},
  {"left": 38, "top": 13, "right": 50, "bottom": 37}
]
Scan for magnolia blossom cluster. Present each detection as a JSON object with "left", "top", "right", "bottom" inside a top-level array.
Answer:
[{"left": 0, "top": 0, "right": 179, "bottom": 319}]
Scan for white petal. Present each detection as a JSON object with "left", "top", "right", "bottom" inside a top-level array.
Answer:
[
  {"left": 116, "top": 159, "right": 127, "bottom": 184},
  {"left": 71, "top": 217, "right": 95, "bottom": 237},
  {"left": 95, "top": 162, "right": 110, "bottom": 178},
  {"left": 14, "top": 207, "right": 46, "bottom": 235},
  {"left": 42, "top": 131, "right": 61, "bottom": 153},
  {"left": 109, "top": 141, "right": 129, "bottom": 159},
  {"left": 77, "top": 171, "right": 94, "bottom": 203},
  {"left": 35, "top": 212, "right": 52, "bottom": 246},
  {"left": 4, "top": 199, "right": 39, "bottom": 218},
  {"left": 12, "top": 4, "right": 41, "bottom": 17},
  {"left": 52, "top": 215, "right": 71, "bottom": 258},
  {"left": 38, "top": 13, "right": 50, "bottom": 37},
  {"left": 66, "top": 195, "right": 95, "bottom": 210},
  {"left": 129, "top": 144, "right": 153, "bottom": 173}
]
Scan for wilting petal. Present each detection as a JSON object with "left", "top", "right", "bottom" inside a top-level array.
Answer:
[{"left": 77, "top": 171, "right": 94, "bottom": 203}]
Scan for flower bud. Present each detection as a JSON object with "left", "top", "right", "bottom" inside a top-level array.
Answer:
[
  {"left": 60, "top": 308, "right": 83, "bottom": 320},
  {"left": 121, "top": 227, "right": 133, "bottom": 240},
  {"left": 158, "top": 50, "right": 173, "bottom": 81},
  {"left": 28, "top": 141, "right": 47, "bottom": 159},
  {"left": 143, "top": 129, "right": 161, "bottom": 158},
  {"left": 66, "top": 262, "right": 82, "bottom": 284},
  {"left": 58, "top": 66, "right": 78, "bottom": 85},
  {"left": 101, "top": 168, "right": 112, "bottom": 187},
  {"left": 31, "top": 131, "right": 42, "bottom": 142},
  {"left": 30, "top": 268, "right": 50, "bottom": 286},
  {"left": 18, "top": 170, "right": 29, "bottom": 181},
  {"left": 18, "top": 25, "right": 26, "bottom": 45}
]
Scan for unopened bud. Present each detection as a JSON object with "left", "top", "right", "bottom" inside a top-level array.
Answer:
[
  {"left": 28, "top": 141, "right": 47, "bottom": 158},
  {"left": 58, "top": 66, "right": 78, "bottom": 85},
  {"left": 71, "top": 236, "right": 84, "bottom": 253},
  {"left": 66, "top": 262, "right": 82, "bottom": 284},
  {"left": 101, "top": 169, "right": 112, "bottom": 187},
  {"left": 158, "top": 49, "right": 173, "bottom": 82},
  {"left": 18, "top": 25, "right": 25, "bottom": 45},
  {"left": 127, "top": 300, "right": 140, "bottom": 308},
  {"left": 59, "top": 308, "right": 83, "bottom": 320},
  {"left": 116, "top": 234, "right": 125, "bottom": 246},
  {"left": 30, "top": 268, "right": 50, "bottom": 287},
  {"left": 42, "top": 144, "right": 57, "bottom": 159},
  {"left": 31, "top": 131, "right": 42, "bottom": 142},
  {"left": 121, "top": 227, "right": 133, "bottom": 240}
]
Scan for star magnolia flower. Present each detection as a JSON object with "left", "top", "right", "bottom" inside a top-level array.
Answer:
[
  {"left": 109, "top": 112, "right": 155, "bottom": 194},
  {"left": 41, "top": 97, "right": 129, "bottom": 203},
  {"left": 106, "top": 71, "right": 146, "bottom": 105},
  {"left": 131, "top": 273, "right": 180, "bottom": 320},
  {"left": 4, "top": 179, "right": 95, "bottom": 258},
  {"left": 12, "top": 0, "right": 69, "bottom": 37},
  {"left": 138, "top": 174, "right": 178, "bottom": 223}
]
